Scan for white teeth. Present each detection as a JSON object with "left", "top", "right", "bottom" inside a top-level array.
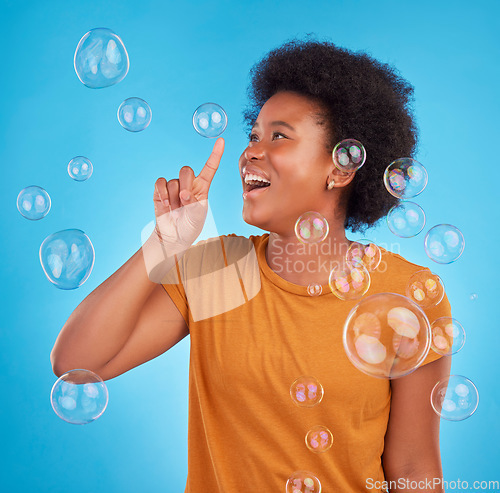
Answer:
[{"left": 244, "top": 173, "right": 270, "bottom": 185}]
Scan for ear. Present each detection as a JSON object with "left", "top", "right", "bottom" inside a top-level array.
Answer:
[{"left": 328, "top": 167, "right": 356, "bottom": 188}]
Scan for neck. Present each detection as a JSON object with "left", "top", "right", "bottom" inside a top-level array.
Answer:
[{"left": 265, "top": 225, "right": 352, "bottom": 286}]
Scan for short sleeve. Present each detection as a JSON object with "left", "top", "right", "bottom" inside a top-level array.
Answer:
[
  {"left": 161, "top": 255, "right": 190, "bottom": 326},
  {"left": 419, "top": 291, "right": 452, "bottom": 367}
]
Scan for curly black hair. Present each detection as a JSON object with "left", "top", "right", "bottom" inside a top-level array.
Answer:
[{"left": 243, "top": 38, "right": 417, "bottom": 233}]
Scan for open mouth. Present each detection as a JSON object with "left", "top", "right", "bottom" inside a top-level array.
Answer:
[{"left": 245, "top": 181, "right": 271, "bottom": 192}]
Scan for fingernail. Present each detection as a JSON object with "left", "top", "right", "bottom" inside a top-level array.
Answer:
[
  {"left": 163, "top": 199, "right": 169, "bottom": 207},
  {"left": 182, "top": 191, "right": 190, "bottom": 201}
]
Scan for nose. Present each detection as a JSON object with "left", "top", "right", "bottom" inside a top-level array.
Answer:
[{"left": 244, "top": 141, "right": 265, "bottom": 161}]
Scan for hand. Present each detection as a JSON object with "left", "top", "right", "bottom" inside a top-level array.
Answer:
[{"left": 152, "top": 137, "right": 225, "bottom": 249}]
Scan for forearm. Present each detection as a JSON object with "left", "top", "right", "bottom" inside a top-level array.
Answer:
[{"left": 51, "top": 233, "right": 180, "bottom": 374}]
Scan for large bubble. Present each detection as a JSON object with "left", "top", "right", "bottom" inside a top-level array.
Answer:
[
  {"left": 387, "top": 201, "right": 426, "bottom": 238},
  {"left": 117, "top": 97, "right": 152, "bottom": 132},
  {"left": 17, "top": 185, "right": 51, "bottom": 220},
  {"left": 343, "top": 293, "right": 432, "bottom": 379},
  {"left": 192, "top": 103, "right": 227, "bottom": 138},
  {"left": 430, "top": 375, "right": 479, "bottom": 421},
  {"left": 384, "top": 158, "right": 428, "bottom": 199},
  {"left": 332, "top": 139, "right": 366, "bottom": 172},
  {"left": 51, "top": 369, "right": 108, "bottom": 424},
  {"left": 424, "top": 224, "right": 465, "bottom": 264},
  {"left": 74, "top": 28, "right": 129, "bottom": 89},
  {"left": 68, "top": 156, "right": 93, "bottom": 181},
  {"left": 286, "top": 471, "right": 322, "bottom": 493},
  {"left": 39, "top": 229, "right": 95, "bottom": 289}
]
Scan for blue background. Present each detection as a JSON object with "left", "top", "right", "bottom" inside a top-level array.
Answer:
[{"left": 1, "top": 0, "right": 498, "bottom": 490}]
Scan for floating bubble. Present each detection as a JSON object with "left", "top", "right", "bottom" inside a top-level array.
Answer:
[
  {"left": 307, "top": 283, "right": 322, "bottom": 297},
  {"left": 68, "top": 156, "right": 93, "bottom": 181},
  {"left": 332, "top": 138, "right": 366, "bottom": 172},
  {"left": 192, "top": 103, "right": 227, "bottom": 138},
  {"left": 17, "top": 185, "right": 51, "bottom": 220},
  {"left": 328, "top": 262, "right": 370, "bottom": 301},
  {"left": 295, "top": 212, "right": 329, "bottom": 244},
  {"left": 430, "top": 375, "right": 478, "bottom": 421},
  {"left": 383, "top": 158, "right": 428, "bottom": 199},
  {"left": 290, "top": 376, "right": 324, "bottom": 408},
  {"left": 387, "top": 201, "right": 426, "bottom": 238},
  {"left": 470, "top": 293, "right": 478, "bottom": 301},
  {"left": 74, "top": 28, "right": 129, "bottom": 89},
  {"left": 343, "top": 293, "right": 432, "bottom": 379},
  {"left": 346, "top": 240, "right": 382, "bottom": 272},
  {"left": 424, "top": 224, "right": 465, "bottom": 264},
  {"left": 305, "top": 425, "right": 333, "bottom": 453},
  {"left": 117, "top": 97, "right": 152, "bottom": 132},
  {"left": 430, "top": 318, "right": 465, "bottom": 356},
  {"left": 40, "top": 229, "right": 95, "bottom": 289},
  {"left": 405, "top": 270, "right": 445, "bottom": 309},
  {"left": 286, "top": 471, "right": 322, "bottom": 493},
  {"left": 51, "top": 369, "right": 108, "bottom": 424}
]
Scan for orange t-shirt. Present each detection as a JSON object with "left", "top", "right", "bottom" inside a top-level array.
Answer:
[{"left": 161, "top": 233, "right": 451, "bottom": 492}]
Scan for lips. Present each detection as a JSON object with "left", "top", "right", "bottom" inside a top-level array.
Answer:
[{"left": 241, "top": 164, "right": 271, "bottom": 183}]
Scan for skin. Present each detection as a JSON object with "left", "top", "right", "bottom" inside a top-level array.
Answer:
[
  {"left": 238, "top": 90, "right": 450, "bottom": 491},
  {"left": 238, "top": 91, "right": 355, "bottom": 287}
]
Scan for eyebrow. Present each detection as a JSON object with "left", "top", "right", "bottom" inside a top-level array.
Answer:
[{"left": 252, "top": 121, "right": 296, "bottom": 132}]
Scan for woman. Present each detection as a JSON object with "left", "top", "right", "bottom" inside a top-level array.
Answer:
[{"left": 51, "top": 39, "right": 451, "bottom": 492}]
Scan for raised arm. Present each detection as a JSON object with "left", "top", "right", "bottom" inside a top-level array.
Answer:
[{"left": 50, "top": 138, "right": 224, "bottom": 381}]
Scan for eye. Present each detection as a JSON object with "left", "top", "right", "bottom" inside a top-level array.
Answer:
[
  {"left": 272, "top": 131, "right": 286, "bottom": 140},
  {"left": 249, "top": 132, "right": 259, "bottom": 142}
]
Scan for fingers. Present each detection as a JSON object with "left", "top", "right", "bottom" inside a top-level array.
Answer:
[
  {"left": 166, "top": 179, "right": 181, "bottom": 210},
  {"left": 153, "top": 177, "right": 171, "bottom": 215},
  {"left": 178, "top": 166, "right": 195, "bottom": 204},
  {"left": 196, "top": 137, "right": 225, "bottom": 189}
]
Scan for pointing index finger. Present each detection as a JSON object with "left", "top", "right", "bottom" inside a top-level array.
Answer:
[{"left": 197, "top": 137, "right": 225, "bottom": 188}]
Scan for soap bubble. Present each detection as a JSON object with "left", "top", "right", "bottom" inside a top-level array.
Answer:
[
  {"left": 332, "top": 139, "right": 366, "bottom": 172},
  {"left": 343, "top": 293, "right": 432, "bottom": 379},
  {"left": 430, "top": 375, "right": 478, "bottom": 421},
  {"left": 295, "top": 212, "right": 329, "bottom": 244},
  {"left": 387, "top": 201, "right": 426, "bottom": 238},
  {"left": 39, "top": 229, "right": 95, "bottom": 289},
  {"left": 346, "top": 240, "right": 382, "bottom": 272},
  {"left": 305, "top": 425, "right": 333, "bottom": 453},
  {"left": 68, "top": 156, "right": 93, "bottom": 181},
  {"left": 470, "top": 293, "right": 478, "bottom": 301},
  {"left": 286, "top": 471, "right": 322, "bottom": 493},
  {"left": 290, "top": 376, "right": 324, "bottom": 408},
  {"left": 424, "top": 224, "right": 465, "bottom": 264},
  {"left": 192, "top": 103, "right": 227, "bottom": 138},
  {"left": 405, "top": 270, "right": 445, "bottom": 309},
  {"left": 74, "top": 28, "right": 129, "bottom": 89},
  {"left": 430, "top": 318, "right": 465, "bottom": 356},
  {"left": 307, "top": 283, "right": 323, "bottom": 297},
  {"left": 328, "top": 262, "right": 370, "bottom": 301},
  {"left": 17, "top": 185, "right": 51, "bottom": 220},
  {"left": 51, "top": 369, "right": 108, "bottom": 424},
  {"left": 383, "top": 158, "right": 428, "bottom": 199},
  {"left": 117, "top": 97, "right": 152, "bottom": 132}
]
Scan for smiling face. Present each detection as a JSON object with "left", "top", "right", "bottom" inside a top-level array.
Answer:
[{"left": 239, "top": 91, "right": 341, "bottom": 235}]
